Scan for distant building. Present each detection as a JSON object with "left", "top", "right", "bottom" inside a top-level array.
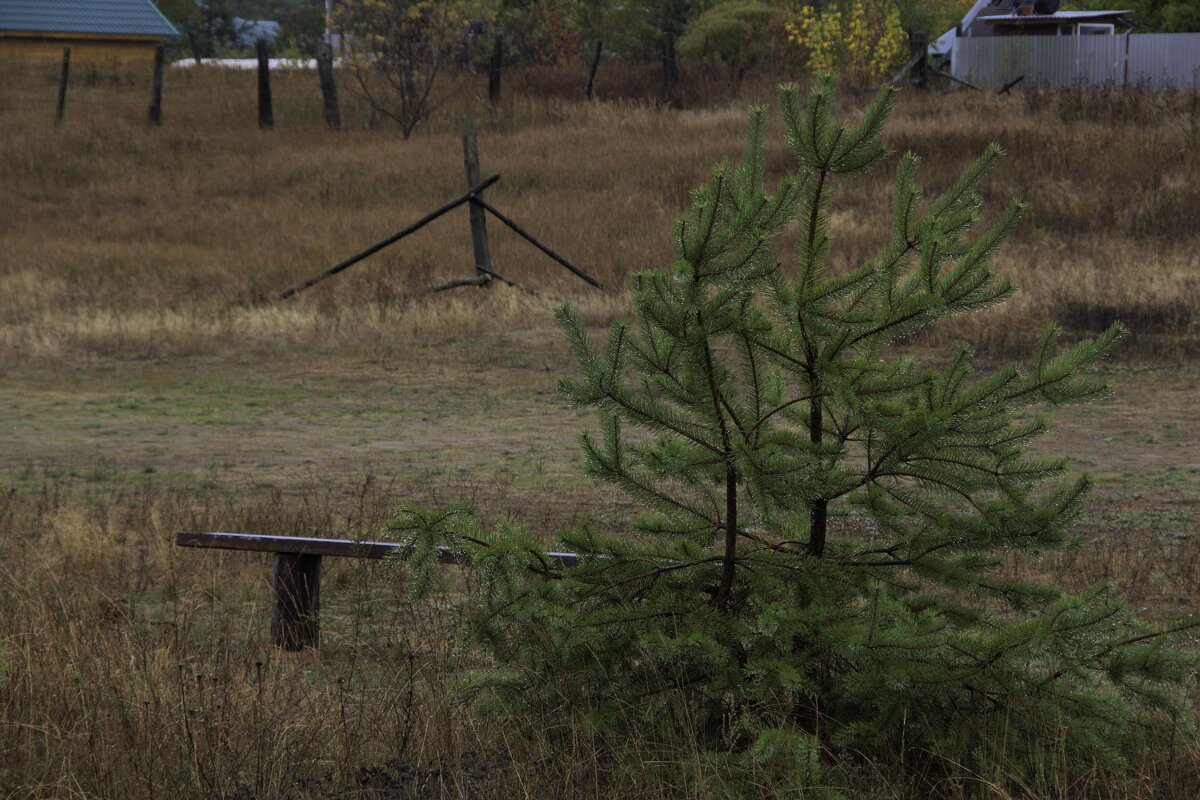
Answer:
[
  {"left": 0, "top": 0, "right": 178, "bottom": 65},
  {"left": 932, "top": 0, "right": 1134, "bottom": 61},
  {"left": 930, "top": 0, "right": 1199, "bottom": 91}
]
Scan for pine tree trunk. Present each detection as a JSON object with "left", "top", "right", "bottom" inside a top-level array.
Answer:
[
  {"left": 808, "top": 391, "right": 827, "bottom": 556},
  {"left": 716, "top": 468, "right": 737, "bottom": 607}
]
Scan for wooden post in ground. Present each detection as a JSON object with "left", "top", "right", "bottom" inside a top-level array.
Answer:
[
  {"left": 661, "top": 32, "right": 678, "bottom": 100},
  {"left": 55, "top": 47, "right": 71, "bottom": 124},
  {"left": 585, "top": 39, "right": 603, "bottom": 100},
  {"left": 148, "top": 44, "right": 165, "bottom": 125},
  {"left": 316, "top": 42, "right": 341, "bottom": 130},
  {"left": 461, "top": 118, "right": 493, "bottom": 286},
  {"left": 271, "top": 552, "right": 321, "bottom": 649},
  {"left": 487, "top": 35, "right": 503, "bottom": 104},
  {"left": 910, "top": 30, "right": 928, "bottom": 90},
  {"left": 256, "top": 39, "right": 274, "bottom": 130}
]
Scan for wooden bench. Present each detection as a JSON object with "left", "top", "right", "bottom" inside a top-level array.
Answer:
[{"left": 175, "top": 531, "right": 580, "bottom": 650}]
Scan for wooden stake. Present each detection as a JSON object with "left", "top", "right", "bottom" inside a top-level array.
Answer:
[
  {"left": 256, "top": 39, "right": 273, "bottom": 130},
  {"left": 316, "top": 42, "right": 341, "bottom": 130},
  {"left": 487, "top": 35, "right": 503, "bottom": 104},
  {"left": 148, "top": 44, "right": 165, "bottom": 126},
  {"left": 910, "top": 30, "right": 929, "bottom": 90},
  {"left": 271, "top": 552, "right": 321, "bottom": 650},
  {"left": 55, "top": 47, "right": 71, "bottom": 124},
  {"left": 661, "top": 33, "right": 678, "bottom": 99},
  {"left": 585, "top": 40, "right": 603, "bottom": 100},
  {"left": 461, "top": 118, "right": 493, "bottom": 285}
]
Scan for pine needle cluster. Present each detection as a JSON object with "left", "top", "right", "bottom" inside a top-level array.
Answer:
[{"left": 389, "top": 77, "right": 1195, "bottom": 791}]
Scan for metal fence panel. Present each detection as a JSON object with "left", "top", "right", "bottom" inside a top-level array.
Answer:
[
  {"left": 953, "top": 34, "right": 1200, "bottom": 91},
  {"left": 1128, "top": 33, "right": 1200, "bottom": 89}
]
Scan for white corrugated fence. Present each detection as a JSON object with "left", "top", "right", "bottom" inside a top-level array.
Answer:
[{"left": 952, "top": 33, "right": 1200, "bottom": 90}]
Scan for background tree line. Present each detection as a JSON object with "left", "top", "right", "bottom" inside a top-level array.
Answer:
[{"left": 156, "top": 0, "right": 1197, "bottom": 68}]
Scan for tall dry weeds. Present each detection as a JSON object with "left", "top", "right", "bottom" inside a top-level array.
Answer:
[{"left": 0, "top": 62, "right": 1196, "bottom": 362}]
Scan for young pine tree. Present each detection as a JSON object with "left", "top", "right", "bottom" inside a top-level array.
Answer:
[{"left": 391, "top": 77, "right": 1194, "bottom": 789}]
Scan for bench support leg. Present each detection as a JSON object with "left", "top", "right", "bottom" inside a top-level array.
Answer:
[{"left": 271, "top": 552, "right": 321, "bottom": 650}]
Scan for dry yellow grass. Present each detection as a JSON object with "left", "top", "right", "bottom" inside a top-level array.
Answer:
[
  {"left": 1, "top": 61, "right": 1198, "bottom": 798},
  {"left": 1, "top": 61, "right": 1196, "bottom": 362}
]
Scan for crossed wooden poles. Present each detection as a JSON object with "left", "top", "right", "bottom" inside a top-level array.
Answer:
[{"left": 278, "top": 118, "right": 603, "bottom": 301}]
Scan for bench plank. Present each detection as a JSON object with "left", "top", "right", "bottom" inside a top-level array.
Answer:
[{"left": 175, "top": 531, "right": 581, "bottom": 567}]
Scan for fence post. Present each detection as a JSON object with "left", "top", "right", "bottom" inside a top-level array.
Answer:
[
  {"left": 910, "top": 30, "right": 928, "bottom": 89},
  {"left": 55, "top": 47, "right": 71, "bottom": 124},
  {"left": 316, "top": 42, "right": 341, "bottom": 129},
  {"left": 271, "top": 552, "right": 321, "bottom": 650},
  {"left": 461, "top": 117, "right": 493, "bottom": 286},
  {"left": 488, "top": 35, "right": 503, "bottom": 104},
  {"left": 256, "top": 39, "right": 274, "bottom": 130},
  {"left": 148, "top": 44, "right": 165, "bottom": 125},
  {"left": 661, "top": 32, "right": 678, "bottom": 99},
  {"left": 585, "top": 39, "right": 603, "bottom": 100}
]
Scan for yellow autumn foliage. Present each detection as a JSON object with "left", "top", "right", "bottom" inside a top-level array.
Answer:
[{"left": 785, "top": 0, "right": 908, "bottom": 85}]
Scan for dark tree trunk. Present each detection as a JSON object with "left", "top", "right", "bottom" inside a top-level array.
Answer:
[
  {"left": 661, "top": 33, "right": 678, "bottom": 99},
  {"left": 585, "top": 39, "right": 603, "bottom": 100},
  {"left": 316, "top": 42, "right": 341, "bottom": 129},
  {"left": 715, "top": 468, "right": 738, "bottom": 607},
  {"left": 487, "top": 35, "right": 502, "bottom": 103},
  {"left": 808, "top": 391, "right": 827, "bottom": 557}
]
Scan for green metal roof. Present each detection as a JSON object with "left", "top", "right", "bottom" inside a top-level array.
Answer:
[{"left": 0, "top": 0, "right": 178, "bottom": 38}]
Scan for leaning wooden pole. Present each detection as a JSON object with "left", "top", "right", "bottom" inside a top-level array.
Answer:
[
  {"left": 278, "top": 173, "right": 501, "bottom": 300},
  {"left": 256, "top": 39, "right": 274, "bottom": 130},
  {"left": 461, "top": 118, "right": 494, "bottom": 286},
  {"left": 148, "top": 44, "right": 165, "bottom": 125},
  {"left": 473, "top": 196, "right": 605, "bottom": 290},
  {"left": 55, "top": 47, "right": 71, "bottom": 124},
  {"left": 931, "top": 68, "right": 984, "bottom": 93}
]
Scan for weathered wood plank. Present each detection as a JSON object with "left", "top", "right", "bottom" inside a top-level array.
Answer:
[{"left": 175, "top": 531, "right": 581, "bottom": 567}]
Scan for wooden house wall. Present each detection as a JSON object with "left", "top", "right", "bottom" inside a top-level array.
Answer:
[{"left": 0, "top": 32, "right": 166, "bottom": 65}]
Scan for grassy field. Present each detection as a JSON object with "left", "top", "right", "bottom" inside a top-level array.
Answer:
[{"left": 1, "top": 61, "right": 1198, "bottom": 798}]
